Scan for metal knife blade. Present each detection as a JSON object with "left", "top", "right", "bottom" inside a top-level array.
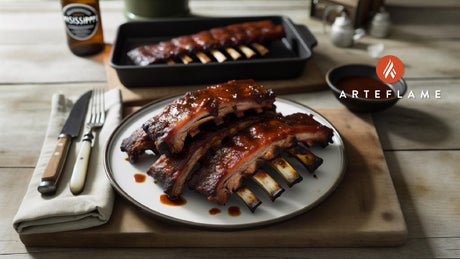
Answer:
[
  {"left": 38, "top": 90, "right": 92, "bottom": 195},
  {"left": 60, "top": 91, "right": 92, "bottom": 138}
]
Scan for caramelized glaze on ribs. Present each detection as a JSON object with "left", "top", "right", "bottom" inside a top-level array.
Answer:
[
  {"left": 147, "top": 111, "right": 275, "bottom": 199},
  {"left": 188, "top": 113, "right": 333, "bottom": 205},
  {"left": 128, "top": 20, "right": 285, "bottom": 66},
  {"left": 120, "top": 127, "right": 155, "bottom": 163},
  {"left": 142, "top": 79, "right": 275, "bottom": 156},
  {"left": 119, "top": 79, "right": 335, "bottom": 210}
]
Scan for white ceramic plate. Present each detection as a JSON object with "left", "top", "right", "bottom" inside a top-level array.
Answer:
[{"left": 104, "top": 97, "right": 346, "bottom": 229}]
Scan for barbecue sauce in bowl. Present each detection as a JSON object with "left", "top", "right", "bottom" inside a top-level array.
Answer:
[
  {"left": 326, "top": 64, "right": 407, "bottom": 112},
  {"left": 336, "top": 76, "right": 395, "bottom": 99}
]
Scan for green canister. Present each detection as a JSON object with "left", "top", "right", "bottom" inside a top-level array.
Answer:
[{"left": 123, "top": 0, "right": 190, "bottom": 20}]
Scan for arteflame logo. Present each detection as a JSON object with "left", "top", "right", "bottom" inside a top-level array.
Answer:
[
  {"left": 383, "top": 59, "right": 396, "bottom": 79},
  {"left": 376, "top": 55, "right": 404, "bottom": 83}
]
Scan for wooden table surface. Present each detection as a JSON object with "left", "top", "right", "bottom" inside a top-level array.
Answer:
[{"left": 1, "top": 0, "right": 459, "bottom": 257}]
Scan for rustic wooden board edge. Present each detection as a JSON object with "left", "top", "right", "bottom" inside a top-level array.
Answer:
[{"left": 19, "top": 231, "right": 408, "bottom": 248}]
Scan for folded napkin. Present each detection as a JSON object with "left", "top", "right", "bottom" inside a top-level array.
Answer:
[{"left": 13, "top": 89, "right": 122, "bottom": 234}]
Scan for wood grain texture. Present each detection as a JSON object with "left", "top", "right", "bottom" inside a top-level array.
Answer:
[
  {"left": 373, "top": 79, "right": 460, "bottom": 151},
  {"left": 18, "top": 108, "right": 408, "bottom": 247},
  {"left": 0, "top": 83, "right": 106, "bottom": 167},
  {"left": 0, "top": 168, "right": 33, "bottom": 254},
  {"left": 41, "top": 137, "right": 70, "bottom": 181},
  {"left": 2, "top": 238, "right": 460, "bottom": 258},
  {"left": 1, "top": 1, "right": 459, "bottom": 84},
  {"left": 3, "top": 165, "right": 459, "bottom": 256},
  {"left": 283, "top": 78, "right": 460, "bottom": 151},
  {"left": 1, "top": 0, "right": 459, "bottom": 257},
  {"left": 384, "top": 150, "right": 460, "bottom": 238}
]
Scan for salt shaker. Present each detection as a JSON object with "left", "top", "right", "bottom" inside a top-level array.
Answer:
[
  {"left": 330, "top": 11, "right": 365, "bottom": 48},
  {"left": 330, "top": 12, "right": 355, "bottom": 47},
  {"left": 369, "top": 7, "right": 391, "bottom": 38}
]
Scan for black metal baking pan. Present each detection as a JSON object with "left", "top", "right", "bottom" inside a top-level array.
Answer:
[{"left": 109, "top": 16, "right": 317, "bottom": 87}]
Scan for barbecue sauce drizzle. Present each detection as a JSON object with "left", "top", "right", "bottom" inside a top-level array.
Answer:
[
  {"left": 160, "top": 194, "right": 187, "bottom": 206},
  {"left": 209, "top": 208, "right": 221, "bottom": 215},
  {"left": 228, "top": 206, "right": 241, "bottom": 217},
  {"left": 134, "top": 174, "right": 146, "bottom": 183}
]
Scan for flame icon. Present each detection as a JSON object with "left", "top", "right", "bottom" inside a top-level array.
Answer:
[
  {"left": 376, "top": 55, "right": 404, "bottom": 83},
  {"left": 383, "top": 59, "right": 397, "bottom": 79}
]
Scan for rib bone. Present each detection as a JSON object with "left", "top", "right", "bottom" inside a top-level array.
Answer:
[
  {"left": 196, "top": 52, "right": 211, "bottom": 63},
  {"left": 210, "top": 49, "right": 227, "bottom": 63},
  {"left": 268, "top": 156, "right": 303, "bottom": 187},
  {"left": 236, "top": 186, "right": 262, "bottom": 212},
  {"left": 225, "top": 48, "right": 241, "bottom": 60},
  {"left": 226, "top": 47, "right": 242, "bottom": 60},
  {"left": 288, "top": 146, "right": 323, "bottom": 173},
  {"left": 252, "top": 168, "right": 284, "bottom": 201},
  {"left": 180, "top": 54, "right": 193, "bottom": 64},
  {"left": 238, "top": 45, "right": 256, "bottom": 59},
  {"left": 251, "top": 43, "right": 269, "bottom": 56}
]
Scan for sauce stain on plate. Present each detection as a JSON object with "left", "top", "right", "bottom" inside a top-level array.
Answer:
[
  {"left": 209, "top": 208, "right": 221, "bottom": 215},
  {"left": 228, "top": 206, "right": 241, "bottom": 217},
  {"left": 160, "top": 194, "right": 187, "bottom": 206},
  {"left": 134, "top": 173, "right": 146, "bottom": 183}
]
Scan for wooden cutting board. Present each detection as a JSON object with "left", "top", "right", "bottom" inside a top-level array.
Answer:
[
  {"left": 20, "top": 107, "right": 407, "bottom": 247},
  {"left": 101, "top": 45, "right": 327, "bottom": 106}
]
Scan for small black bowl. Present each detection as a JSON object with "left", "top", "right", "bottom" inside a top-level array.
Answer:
[{"left": 326, "top": 64, "right": 407, "bottom": 112}]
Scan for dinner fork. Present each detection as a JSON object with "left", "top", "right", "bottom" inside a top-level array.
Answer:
[{"left": 70, "top": 89, "right": 105, "bottom": 195}]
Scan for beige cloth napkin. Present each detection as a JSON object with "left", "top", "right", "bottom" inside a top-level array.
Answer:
[{"left": 13, "top": 89, "right": 122, "bottom": 234}]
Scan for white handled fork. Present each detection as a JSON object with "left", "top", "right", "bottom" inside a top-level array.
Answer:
[{"left": 70, "top": 89, "right": 105, "bottom": 195}]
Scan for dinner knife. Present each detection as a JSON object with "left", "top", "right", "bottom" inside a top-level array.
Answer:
[{"left": 37, "top": 90, "right": 92, "bottom": 195}]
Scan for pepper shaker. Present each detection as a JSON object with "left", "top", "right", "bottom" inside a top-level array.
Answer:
[{"left": 369, "top": 7, "right": 391, "bottom": 38}]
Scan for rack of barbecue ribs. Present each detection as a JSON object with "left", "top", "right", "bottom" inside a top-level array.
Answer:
[
  {"left": 127, "top": 20, "right": 285, "bottom": 66},
  {"left": 120, "top": 79, "right": 333, "bottom": 212},
  {"left": 188, "top": 113, "right": 332, "bottom": 206}
]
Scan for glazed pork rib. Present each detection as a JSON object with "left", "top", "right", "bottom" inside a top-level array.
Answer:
[
  {"left": 120, "top": 79, "right": 275, "bottom": 160},
  {"left": 188, "top": 113, "right": 333, "bottom": 205},
  {"left": 120, "top": 127, "right": 155, "bottom": 163},
  {"left": 148, "top": 111, "right": 275, "bottom": 199},
  {"left": 128, "top": 20, "right": 285, "bottom": 66},
  {"left": 142, "top": 79, "right": 276, "bottom": 156}
]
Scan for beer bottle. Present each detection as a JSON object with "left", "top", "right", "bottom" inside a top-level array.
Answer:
[{"left": 60, "top": 0, "right": 104, "bottom": 56}]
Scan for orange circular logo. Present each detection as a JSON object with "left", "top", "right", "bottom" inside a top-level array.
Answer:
[{"left": 376, "top": 55, "right": 404, "bottom": 83}]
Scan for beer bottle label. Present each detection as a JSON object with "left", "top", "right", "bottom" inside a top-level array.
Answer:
[{"left": 62, "top": 3, "right": 99, "bottom": 41}]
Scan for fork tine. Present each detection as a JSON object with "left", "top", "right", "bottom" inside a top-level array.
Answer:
[
  {"left": 95, "top": 89, "right": 101, "bottom": 124},
  {"left": 99, "top": 88, "right": 105, "bottom": 124},
  {"left": 94, "top": 89, "right": 99, "bottom": 124},
  {"left": 88, "top": 88, "right": 105, "bottom": 126},
  {"left": 89, "top": 89, "right": 96, "bottom": 125}
]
